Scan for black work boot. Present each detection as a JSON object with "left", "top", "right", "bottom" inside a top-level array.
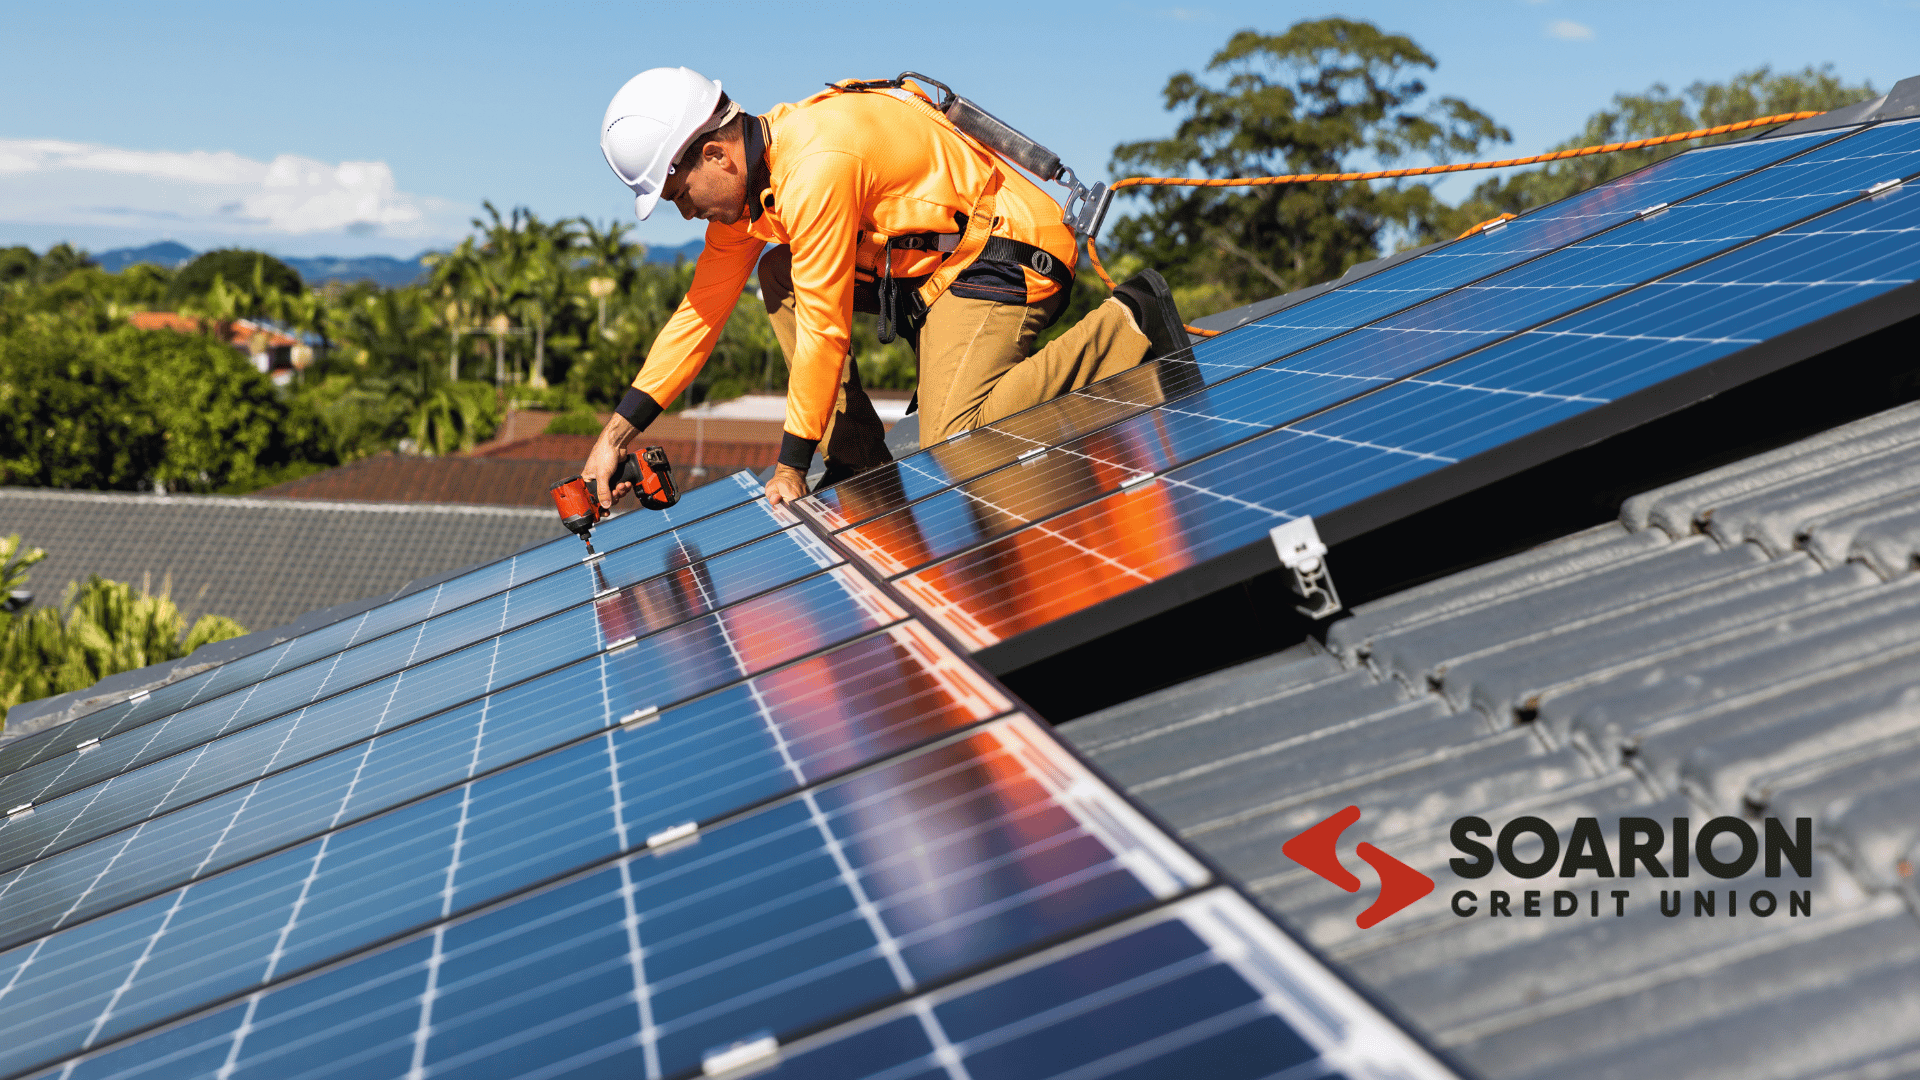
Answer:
[{"left": 1112, "top": 268, "right": 1188, "bottom": 361}]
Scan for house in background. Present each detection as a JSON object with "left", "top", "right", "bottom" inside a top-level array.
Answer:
[{"left": 126, "top": 311, "right": 309, "bottom": 382}]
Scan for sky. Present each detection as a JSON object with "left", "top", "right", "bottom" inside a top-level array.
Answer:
[{"left": 3, "top": 0, "right": 1917, "bottom": 260}]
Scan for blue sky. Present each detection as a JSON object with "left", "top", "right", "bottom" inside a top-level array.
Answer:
[{"left": 4, "top": 0, "right": 1917, "bottom": 258}]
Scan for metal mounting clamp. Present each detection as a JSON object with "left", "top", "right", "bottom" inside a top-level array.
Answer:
[{"left": 1269, "top": 517, "right": 1342, "bottom": 619}]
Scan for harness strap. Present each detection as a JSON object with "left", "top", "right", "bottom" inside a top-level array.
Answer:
[
  {"left": 744, "top": 116, "right": 773, "bottom": 223},
  {"left": 887, "top": 231, "right": 1074, "bottom": 294},
  {"left": 976, "top": 235, "right": 1074, "bottom": 294},
  {"left": 831, "top": 82, "right": 1007, "bottom": 316}
]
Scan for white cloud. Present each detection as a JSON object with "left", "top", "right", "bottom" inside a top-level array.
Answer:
[
  {"left": 0, "top": 139, "right": 471, "bottom": 254},
  {"left": 1546, "top": 18, "right": 1595, "bottom": 39}
]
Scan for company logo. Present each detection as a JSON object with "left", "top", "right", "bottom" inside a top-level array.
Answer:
[
  {"left": 1283, "top": 805, "right": 1435, "bottom": 928},
  {"left": 1287, "top": 808, "right": 1818, "bottom": 927}
]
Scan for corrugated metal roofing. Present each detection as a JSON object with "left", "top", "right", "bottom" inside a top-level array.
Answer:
[{"left": 1065, "top": 398, "right": 1920, "bottom": 1080}]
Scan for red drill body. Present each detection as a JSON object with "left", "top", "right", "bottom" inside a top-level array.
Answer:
[{"left": 549, "top": 448, "right": 680, "bottom": 553}]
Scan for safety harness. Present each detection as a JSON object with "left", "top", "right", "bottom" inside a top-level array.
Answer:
[{"left": 816, "top": 78, "right": 1078, "bottom": 343}]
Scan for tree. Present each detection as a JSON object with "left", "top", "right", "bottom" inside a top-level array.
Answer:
[
  {"left": 1105, "top": 18, "right": 1510, "bottom": 316},
  {"left": 0, "top": 539, "right": 247, "bottom": 730},
  {"left": 0, "top": 316, "right": 325, "bottom": 492},
  {"left": 1446, "top": 65, "right": 1879, "bottom": 229},
  {"left": 167, "top": 249, "right": 303, "bottom": 313},
  {"left": 0, "top": 318, "right": 165, "bottom": 488},
  {"left": 329, "top": 288, "right": 499, "bottom": 455},
  {"left": 0, "top": 244, "right": 95, "bottom": 292}
]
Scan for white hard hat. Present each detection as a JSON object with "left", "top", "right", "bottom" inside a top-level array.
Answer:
[{"left": 600, "top": 67, "right": 725, "bottom": 220}]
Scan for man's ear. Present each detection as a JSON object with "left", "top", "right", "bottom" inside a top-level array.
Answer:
[{"left": 703, "top": 139, "right": 735, "bottom": 172}]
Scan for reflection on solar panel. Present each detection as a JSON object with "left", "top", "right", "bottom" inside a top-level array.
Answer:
[
  {"left": 0, "top": 469, "right": 1452, "bottom": 1080},
  {"left": 0, "top": 472, "right": 767, "bottom": 783},
  {"left": 807, "top": 124, "right": 1842, "bottom": 532},
  {"left": 806, "top": 118, "right": 1920, "bottom": 669}
]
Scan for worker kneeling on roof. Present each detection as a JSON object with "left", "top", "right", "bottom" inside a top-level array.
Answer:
[{"left": 580, "top": 66, "right": 1187, "bottom": 507}]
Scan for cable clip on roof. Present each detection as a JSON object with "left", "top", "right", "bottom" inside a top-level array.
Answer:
[{"left": 1270, "top": 516, "right": 1342, "bottom": 620}]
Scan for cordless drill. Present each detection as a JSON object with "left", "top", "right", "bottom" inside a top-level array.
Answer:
[{"left": 549, "top": 447, "right": 680, "bottom": 554}]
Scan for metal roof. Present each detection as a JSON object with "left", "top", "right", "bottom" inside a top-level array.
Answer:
[{"left": 1064, "top": 397, "right": 1920, "bottom": 1080}]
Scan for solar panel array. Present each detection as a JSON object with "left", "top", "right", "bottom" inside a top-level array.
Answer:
[
  {"left": 0, "top": 472, "right": 1453, "bottom": 1079},
  {"left": 801, "top": 118, "right": 1920, "bottom": 667}
]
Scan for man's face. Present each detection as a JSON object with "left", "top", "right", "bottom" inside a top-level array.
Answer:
[{"left": 664, "top": 141, "right": 746, "bottom": 225}]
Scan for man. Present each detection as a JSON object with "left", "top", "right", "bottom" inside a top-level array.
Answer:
[{"left": 581, "top": 66, "right": 1186, "bottom": 509}]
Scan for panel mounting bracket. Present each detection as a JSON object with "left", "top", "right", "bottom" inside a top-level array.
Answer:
[{"left": 1269, "top": 517, "right": 1342, "bottom": 619}]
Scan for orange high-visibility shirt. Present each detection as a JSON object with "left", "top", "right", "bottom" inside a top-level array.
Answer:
[{"left": 624, "top": 84, "right": 1077, "bottom": 467}]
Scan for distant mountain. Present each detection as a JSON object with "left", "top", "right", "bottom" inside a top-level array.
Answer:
[
  {"left": 280, "top": 254, "right": 428, "bottom": 289},
  {"left": 89, "top": 237, "right": 701, "bottom": 286},
  {"left": 93, "top": 241, "right": 195, "bottom": 274},
  {"left": 644, "top": 239, "right": 703, "bottom": 264}
]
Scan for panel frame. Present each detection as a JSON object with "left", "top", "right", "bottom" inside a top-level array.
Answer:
[
  {"left": 776, "top": 509, "right": 1472, "bottom": 1080},
  {"left": 902, "top": 150, "right": 1920, "bottom": 673},
  {"left": 806, "top": 122, "right": 1864, "bottom": 536}
]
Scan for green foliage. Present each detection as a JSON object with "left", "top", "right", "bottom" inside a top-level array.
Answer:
[
  {"left": 544, "top": 409, "right": 603, "bottom": 436},
  {"left": 0, "top": 316, "right": 326, "bottom": 492},
  {"left": 293, "top": 372, "right": 499, "bottom": 460},
  {"left": 0, "top": 244, "right": 96, "bottom": 292},
  {"left": 1444, "top": 65, "right": 1879, "bottom": 232},
  {"left": 1105, "top": 18, "right": 1510, "bottom": 316},
  {"left": 168, "top": 249, "right": 303, "bottom": 311},
  {"left": 0, "top": 554, "right": 248, "bottom": 730},
  {"left": 407, "top": 380, "right": 501, "bottom": 456},
  {"left": 1, "top": 534, "right": 45, "bottom": 599},
  {"left": 851, "top": 314, "right": 915, "bottom": 390},
  {"left": 0, "top": 317, "right": 164, "bottom": 488}
]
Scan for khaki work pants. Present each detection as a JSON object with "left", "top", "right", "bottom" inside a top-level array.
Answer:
[{"left": 757, "top": 246, "right": 1152, "bottom": 466}]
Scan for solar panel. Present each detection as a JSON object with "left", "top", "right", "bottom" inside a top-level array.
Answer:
[
  {"left": 741, "top": 889, "right": 1453, "bottom": 1080},
  {"left": 0, "top": 621, "right": 1012, "bottom": 1077},
  {"left": 13, "top": 716, "right": 1217, "bottom": 1080},
  {"left": 0, "top": 472, "right": 766, "bottom": 782},
  {"left": 809, "top": 119, "right": 1920, "bottom": 668},
  {"left": 0, "top": 555, "right": 908, "bottom": 898},
  {"left": 0, "top": 499, "right": 837, "bottom": 845},
  {"left": 806, "top": 124, "right": 1848, "bottom": 533},
  {"left": 829, "top": 120, "right": 1920, "bottom": 580}
]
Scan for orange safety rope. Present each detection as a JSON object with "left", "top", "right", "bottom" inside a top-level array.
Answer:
[{"left": 1085, "top": 109, "right": 1825, "bottom": 337}]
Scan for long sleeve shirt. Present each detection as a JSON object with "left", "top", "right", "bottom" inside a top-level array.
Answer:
[{"left": 620, "top": 83, "right": 1078, "bottom": 467}]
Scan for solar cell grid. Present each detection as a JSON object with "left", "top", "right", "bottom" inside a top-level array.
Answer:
[
  {"left": 0, "top": 609, "right": 992, "bottom": 958},
  {"left": 740, "top": 889, "right": 1454, "bottom": 1080},
  {"left": 0, "top": 471, "right": 766, "bottom": 783},
  {"left": 0, "top": 621, "right": 1009, "bottom": 1077},
  {"left": 0, "top": 543, "right": 878, "bottom": 879},
  {"left": 17, "top": 716, "right": 1208, "bottom": 1080},
  {"left": 806, "top": 125, "right": 1846, "bottom": 533},
  {"left": 889, "top": 152, "right": 1920, "bottom": 656},
  {"left": 831, "top": 120, "right": 1920, "bottom": 585},
  {"left": 0, "top": 500, "right": 812, "bottom": 822}
]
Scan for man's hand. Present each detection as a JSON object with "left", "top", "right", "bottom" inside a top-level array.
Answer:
[
  {"left": 764, "top": 463, "right": 808, "bottom": 505},
  {"left": 581, "top": 413, "right": 640, "bottom": 510}
]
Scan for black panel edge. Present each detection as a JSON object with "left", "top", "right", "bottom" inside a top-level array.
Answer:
[
  {"left": 975, "top": 536, "right": 1283, "bottom": 674},
  {"left": 981, "top": 276, "right": 1920, "bottom": 675}
]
